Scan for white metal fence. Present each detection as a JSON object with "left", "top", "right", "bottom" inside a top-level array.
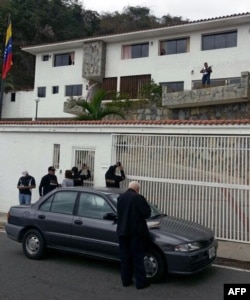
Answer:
[
  {"left": 112, "top": 134, "right": 250, "bottom": 243},
  {"left": 73, "top": 148, "right": 95, "bottom": 186}
]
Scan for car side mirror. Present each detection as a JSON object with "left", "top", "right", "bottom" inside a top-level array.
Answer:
[{"left": 103, "top": 212, "right": 117, "bottom": 221}]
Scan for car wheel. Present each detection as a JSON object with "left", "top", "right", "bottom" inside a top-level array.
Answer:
[
  {"left": 22, "top": 229, "right": 45, "bottom": 259},
  {"left": 144, "top": 247, "right": 167, "bottom": 282}
]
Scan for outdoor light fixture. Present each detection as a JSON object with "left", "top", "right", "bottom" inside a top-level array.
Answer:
[{"left": 34, "top": 98, "right": 40, "bottom": 120}]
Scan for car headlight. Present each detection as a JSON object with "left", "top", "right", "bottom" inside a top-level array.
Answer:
[
  {"left": 147, "top": 221, "right": 160, "bottom": 229},
  {"left": 175, "top": 242, "right": 201, "bottom": 252}
]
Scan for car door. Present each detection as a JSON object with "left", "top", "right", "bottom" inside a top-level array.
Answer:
[
  {"left": 34, "top": 190, "right": 78, "bottom": 248},
  {"left": 71, "top": 192, "right": 119, "bottom": 259}
]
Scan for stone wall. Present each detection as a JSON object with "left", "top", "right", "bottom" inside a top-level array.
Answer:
[
  {"left": 82, "top": 41, "right": 106, "bottom": 82},
  {"left": 107, "top": 101, "right": 250, "bottom": 121},
  {"left": 162, "top": 72, "right": 250, "bottom": 109},
  {"left": 121, "top": 71, "right": 250, "bottom": 121},
  {"left": 172, "top": 102, "right": 250, "bottom": 120},
  {"left": 66, "top": 97, "right": 250, "bottom": 121}
]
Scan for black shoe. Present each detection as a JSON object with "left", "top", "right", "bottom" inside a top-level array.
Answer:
[
  {"left": 123, "top": 280, "right": 133, "bottom": 287},
  {"left": 136, "top": 282, "right": 150, "bottom": 290}
]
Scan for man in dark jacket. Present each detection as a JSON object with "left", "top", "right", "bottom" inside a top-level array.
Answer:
[
  {"left": 39, "top": 166, "right": 59, "bottom": 196},
  {"left": 105, "top": 162, "right": 125, "bottom": 188},
  {"left": 117, "top": 181, "right": 151, "bottom": 289},
  {"left": 72, "top": 164, "right": 91, "bottom": 186}
]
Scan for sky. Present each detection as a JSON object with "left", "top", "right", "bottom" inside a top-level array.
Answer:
[{"left": 81, "top": 0, "right": 250, "bottom": 21}]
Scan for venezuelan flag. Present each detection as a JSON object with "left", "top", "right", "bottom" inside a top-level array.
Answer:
[{"left": 2, "top": 16, "right": 13, "bottom": 79}]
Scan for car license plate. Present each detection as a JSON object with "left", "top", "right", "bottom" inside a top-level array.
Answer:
[{"left": 208, "top": 247, "right": 215, "bottom": 259}]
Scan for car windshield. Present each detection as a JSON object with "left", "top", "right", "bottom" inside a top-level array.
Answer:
[{"left": 108, "top": 193, "right": 163, "bottom": 218}]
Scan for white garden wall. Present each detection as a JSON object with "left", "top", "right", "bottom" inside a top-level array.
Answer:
[{"left": 0, "top": 125, "right": 113, "bottom": 212}]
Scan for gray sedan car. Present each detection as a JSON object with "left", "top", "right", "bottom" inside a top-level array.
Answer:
[{"left": 5, "top": 187, "right": 218, "bottom": 282}]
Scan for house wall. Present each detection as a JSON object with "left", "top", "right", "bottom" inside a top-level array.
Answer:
[
  {"left": 1, "top": 121, "right": 250, "bottom": 214},
  {"left": 2, "top": 18, "right": 250, "bottom": 120},
  {"left": 105, "top": 24, "right": 250, "bottom": 90},
  {"left": 2, "top": 90, "right": 35, "bottom": 119},
  {"left": 34, "top": 46, "right": 90, "bottom": 119},
  {"left": 2, "top": 47, "right": 89, "bottom": 119},
  {"left": 0, "top": 128, "right": 113, "bottom": 212}
]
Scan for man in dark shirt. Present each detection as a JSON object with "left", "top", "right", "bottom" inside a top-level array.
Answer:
[
  {"left": 105, "top": 162, "right": 125, "bottom": 188},
  {"left": 17, "top": 171, "right": 36, "bottom": 205},
  {"left": 117, "top": 181, "right": 151, "bottom": 289},
  {"left": 200, "top": 62, "right": 212, "bottom": 87},
  {"left": 39, "top": 166, "right": 59, "bottom": 196},
  {"left": 72, "top": 164, "right": 91, "bottom": 186}
]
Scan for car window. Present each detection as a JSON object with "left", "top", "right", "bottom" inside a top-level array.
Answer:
[
  {"left": 40, "top": 191, "right": 78, "bottom": 215},
  {"left": 77, "top": 193, "right": 113, "bottom": 219},
  {"left": 40, "top": 196, "right": 53, "bottom": 211},
  {"left": 107, "top": 193, "right": 121, "bottom": 207},
  {"left": 109, "top": 193, "right": 162, "bottom": 218}
]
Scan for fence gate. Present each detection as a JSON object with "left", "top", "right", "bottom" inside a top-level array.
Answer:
[{"left": 112, "top": 134, "right": 250, "bottom": 244}]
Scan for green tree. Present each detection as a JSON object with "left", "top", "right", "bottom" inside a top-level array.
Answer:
[
  {"left": 139, "top": 79, "right": 162, "bottom": 105},
  {"left": 67, "top": 89, "right": 125, "bottom": 120},
  {"left": 1, "top": 0, "right": 100, "bottom": 89},
  {"left": 0, "top": 0, "right": 187, "bottom": 91},
  {"left": 160, "top": 14, "right": 186, "bottom": 25},
  {"left": 98, "top": 6, "right": 159, "bottom": 35}
]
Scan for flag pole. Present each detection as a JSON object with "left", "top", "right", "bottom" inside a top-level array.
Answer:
[{"left": 0, "top": 77, "right": 5, "bottom": 120}]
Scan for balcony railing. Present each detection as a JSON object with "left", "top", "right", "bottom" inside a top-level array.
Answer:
[{"left": 162, "top": 72, "right": 250, "bottom": 109}]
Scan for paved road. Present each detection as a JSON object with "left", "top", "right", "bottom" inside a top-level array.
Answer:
[{"left": 1, "top": 231, "right": 250, "bottom": 300}]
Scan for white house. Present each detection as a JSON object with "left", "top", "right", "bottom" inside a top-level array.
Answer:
[
  {"left": 1, "top": 13, "right": 250, "bottom": 257},
  {"left": 2, "top": 12, "right": 250, "bottom": 119}
]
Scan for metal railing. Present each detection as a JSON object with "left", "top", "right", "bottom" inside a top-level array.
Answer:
[
  {"left": 73, "top": 148, "right": 95, "bottom": 186},
  {"left": 192, "top": 77, "right": 241, "bottom": 89},
  {"left": 112, "top": 134, "right": 250, "bottom": 243}
]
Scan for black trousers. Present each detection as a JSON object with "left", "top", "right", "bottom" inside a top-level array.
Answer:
[{"left": 118, "top": 236, "right": 147, "bottom": 288}]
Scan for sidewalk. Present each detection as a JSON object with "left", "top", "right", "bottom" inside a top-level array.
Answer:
[
  {"left": 0, "top": 213, "right": 7, "bottom": 229},
  {"left": 0, "top": 212, "right": 250, "bottom": 264}
]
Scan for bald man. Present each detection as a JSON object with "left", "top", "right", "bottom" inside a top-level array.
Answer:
[{"left": 116, "top": 181, "right": 151, "bottom": 289}]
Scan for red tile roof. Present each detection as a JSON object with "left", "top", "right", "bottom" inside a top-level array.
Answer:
[{"left": 1, "top": 119, "right": 250, "bottom": 126}]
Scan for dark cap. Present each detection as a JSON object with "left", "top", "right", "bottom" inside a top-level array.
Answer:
[{"left": 48, "top": 166, "right": 55, "bottom": 171}]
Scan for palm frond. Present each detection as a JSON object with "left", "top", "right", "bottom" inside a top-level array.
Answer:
[
  {"left": 101, "top": 107, "right": 125, "bottom": 119},
  {"left": 67, "top": 89, "right": 126, "bottom": 120}
]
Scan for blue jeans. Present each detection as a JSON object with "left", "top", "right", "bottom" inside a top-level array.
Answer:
[
  {"left": 202, "top": 74, "right": 210, "bottom": 85},
  {"left": 19, "top": 193, "right": 31, "bottom": 205}
]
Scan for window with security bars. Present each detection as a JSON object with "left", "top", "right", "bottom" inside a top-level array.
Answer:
[
  {"left": 53, "top": 144, "right": 60, "bottom": 169},
  {"left": 73, "top": 149, "right": 95, "bottom": 186}
]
